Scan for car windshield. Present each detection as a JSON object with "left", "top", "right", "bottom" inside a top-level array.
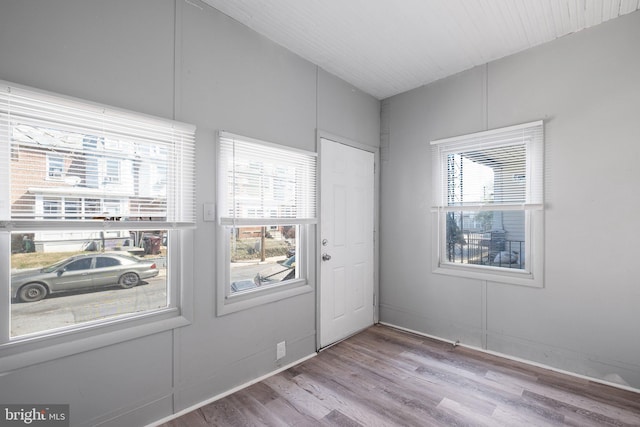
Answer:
[{"left": 41, "top": 258, "right": 74, "bottom": 273}]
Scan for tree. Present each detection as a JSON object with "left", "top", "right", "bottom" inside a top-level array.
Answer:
[
  {"left": 476, "top": 210, "right": 494, "bottom": 231},
  {"left": 446, "top": 213, "right": 466, "bottom": 261}
]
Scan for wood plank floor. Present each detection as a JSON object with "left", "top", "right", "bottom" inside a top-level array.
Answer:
[{"left": 160, "top": 325, "right": 640, "bottom": 426}]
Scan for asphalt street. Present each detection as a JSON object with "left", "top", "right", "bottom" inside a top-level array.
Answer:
[{"left": 11, "top": 271, "right": 168, "bottom": 337}]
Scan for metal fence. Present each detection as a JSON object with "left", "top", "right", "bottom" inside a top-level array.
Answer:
[{"left": 447, "top": 232, "right": 524, "bottom": 269}]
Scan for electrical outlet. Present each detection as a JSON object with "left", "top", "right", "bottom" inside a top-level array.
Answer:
[{"left": 276, "top": 341, "right": 286, "bottom": 360}]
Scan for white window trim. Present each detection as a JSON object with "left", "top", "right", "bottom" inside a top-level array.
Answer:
[
  {"left": 215, "top": 131, "right": 316, "bottom": 315},
  {"left": 431, "top": 121, "right": 544, "bottom": 288},
  {"left": 0, "top": 80, "right": 195, "bottom": 370},
  {"left": 0, "top": 228, "right": 194, "bottom": 372}
]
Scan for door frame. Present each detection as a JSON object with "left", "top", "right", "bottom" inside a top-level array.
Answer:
[{"left": 316, "top": 130, "right": 380, "bottom": 351}]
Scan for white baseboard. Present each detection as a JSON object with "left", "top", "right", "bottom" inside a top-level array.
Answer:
[
  {"left": 379, "top": 321, "right": 640, "bottom": 395},
  {"left": 147, "top": 352, "right": 317, "bottom": 427}
]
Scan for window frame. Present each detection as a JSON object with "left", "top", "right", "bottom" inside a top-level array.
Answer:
[
  {"left": 216, "top": 131, "right": 316, "bottom": 315},
  {"left": 0, "top": 80, "right": 195, "bottom": 371},
  {"left": 431, "top": 121, "right": 544, "bottom": 287}
]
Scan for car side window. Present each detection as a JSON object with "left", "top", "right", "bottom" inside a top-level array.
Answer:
[
  {"left": 96, "top": 257, "right": 121, "bottom": 268},
  {"left": 65, "top": 258, "right": 92, "bottom": 271}
]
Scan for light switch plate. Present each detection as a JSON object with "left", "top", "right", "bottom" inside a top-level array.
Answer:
[{"left": 203, "top": 203, "right": 215, "bottom": 222}]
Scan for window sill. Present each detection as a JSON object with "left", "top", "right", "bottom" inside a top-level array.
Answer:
[
  {"left": 217, "top": 280, "right": 313, "bottom": 316},
  {"left": 0, "top": 309, "right": 190, "bottom": 373},
  {"left": 433, "top": 264, "right": 543, "bottom": 288}
]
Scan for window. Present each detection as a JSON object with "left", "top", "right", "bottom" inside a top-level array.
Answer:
[
  {"left": 0, "top": 80, "right": 195, "bottom": 364},
  {"left": 65, "top": 258, "right": 92, "bottom": 271},
  {"left": 64, "top": 198, "right": 81, "bottom": 219},
  {"left": 43, "top": 197, "right": 62, "bottom": 219},
  {"left": 431, "top": 121, "right": 544, "bottom": 287},
  {"left": 104, "top": 158, "right": 121, "bottom": 183},
  {"left": 46, "top": 154, "right": 64, "bottom": 179},
  {"left": 95, "top": 256, "right": 120, "bottom": 268},
  {"left": 217, "top": 131, "right": 316, "bottom": 314}
]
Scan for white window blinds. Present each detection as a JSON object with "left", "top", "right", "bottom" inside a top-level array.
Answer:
[
  {"left": 0, "top": 81, "right": 196, "bottom": 229},
  {"left": 431, "top": 121, "right": 544, "bottom": 211},
  {"left": 218, "top": 131, "right": 317, "bottom": 226}
]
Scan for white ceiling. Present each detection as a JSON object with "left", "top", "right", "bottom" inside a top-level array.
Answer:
[{"left": 202, "top": 0, "right": 639, "bottom": 100}]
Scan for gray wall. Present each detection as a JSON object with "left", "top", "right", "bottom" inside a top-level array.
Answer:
[
  {"left": 380, "top": 10, "right": 640, "bottom": 390},
  {"left": 0, "top": 1, "right": 379, "bottom": 426}
]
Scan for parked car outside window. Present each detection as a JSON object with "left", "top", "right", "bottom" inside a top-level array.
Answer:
[{"left": 11, "top": 253, "right": 159, "bottom": 303}]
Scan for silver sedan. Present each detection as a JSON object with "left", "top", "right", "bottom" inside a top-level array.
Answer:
[{"left": 11, "top": 253, "right": 159, "bottom": 303}]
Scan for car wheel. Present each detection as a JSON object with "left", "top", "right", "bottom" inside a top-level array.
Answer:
[
  {"left": 18, "top": 283, "right": 48, "bottom": 302},
  {"left": 119, "top": 272, "right": 140, "bottom": 289}
]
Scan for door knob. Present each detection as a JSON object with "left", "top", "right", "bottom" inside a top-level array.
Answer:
[{"left": 322, "top": 253, "right": 332, "bottom": 261}]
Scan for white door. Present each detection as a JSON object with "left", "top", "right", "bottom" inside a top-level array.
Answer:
[{"left": 320, "top": 138, "right": 375, "bottom": 348}]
